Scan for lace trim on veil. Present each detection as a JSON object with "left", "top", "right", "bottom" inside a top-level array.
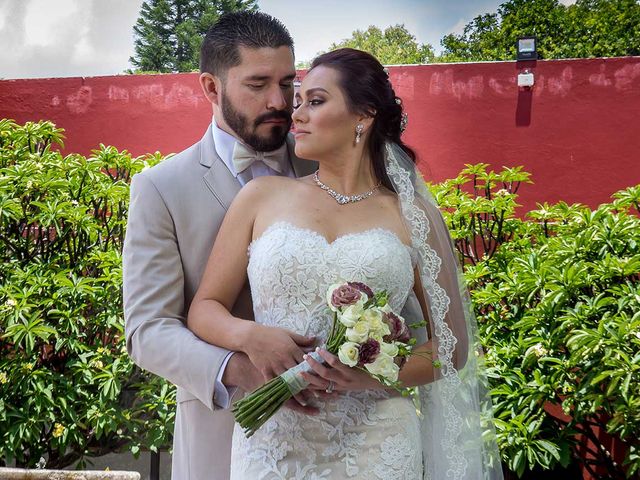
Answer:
[
  {"left": 385, "top": 144, "right": 469, "bottom": 478},
  {"left": 385, "top": 143, "right": 503, "bottom": 480}
]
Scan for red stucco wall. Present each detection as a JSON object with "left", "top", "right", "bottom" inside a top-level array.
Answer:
[{"left": 1, "top": 57, "right": 639, "bottom": 211}]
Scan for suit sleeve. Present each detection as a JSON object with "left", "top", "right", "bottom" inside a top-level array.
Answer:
[{"left": 123, "top": 172, "right": 231, "bottom": 411}]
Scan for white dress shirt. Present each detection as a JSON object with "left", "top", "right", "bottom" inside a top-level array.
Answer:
[
  {"left": 212, "top": 118, "right": 294, "bottom": 186},
  {"left": 211, "top": 118, "right": 294, "bottom": 408}
]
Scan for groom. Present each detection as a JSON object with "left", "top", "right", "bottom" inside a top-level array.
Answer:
[{"left": 123, "top": 11, "right": 317, "bottom": 480}]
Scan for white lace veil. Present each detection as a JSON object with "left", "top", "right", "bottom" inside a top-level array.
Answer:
[{"left": 385, "top": 142, "right": 503, "bottom": 480}]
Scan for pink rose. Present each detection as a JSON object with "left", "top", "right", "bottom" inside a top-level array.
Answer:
[
  {"left": 331, "top": 284, "right": 363, "bottom": 309},
  {"left": 347, "top": 281, "right": 374, "bottom": 298},
  {"left": 358, "top": 339, "right": 380, "bottom": 366},
  {"left": 383, "top": 311, "right": 411, "bottom": 343},
  {"left": 383, "top": 312, "right": 411, "bottom": 343},
  {"left": 397, "top": 321, "right": 411, "bottom": 343}
]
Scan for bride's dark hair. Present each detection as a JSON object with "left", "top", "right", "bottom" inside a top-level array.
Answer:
[{"left": 309, "top": 48, "right": 416, "bottom": 190}]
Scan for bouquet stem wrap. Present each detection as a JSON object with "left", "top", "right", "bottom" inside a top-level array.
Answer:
[
  {"left": 232, "top": 351, "right": 325, "bottom": 437},
  {"left": 280, "top": 351, "right": 324, "bottom": 395}
]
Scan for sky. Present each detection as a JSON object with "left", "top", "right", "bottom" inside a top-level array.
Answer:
[{"left": 0, "top": 0, "right": 576, "bottom": 80}]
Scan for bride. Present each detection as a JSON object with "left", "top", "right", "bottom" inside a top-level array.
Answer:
[{"left": 187, "top": 48, "right": 503, "bottom": 479}]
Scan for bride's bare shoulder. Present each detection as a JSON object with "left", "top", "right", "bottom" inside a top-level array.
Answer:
[
  {"left": 234, "top": 176, "right": 304, "bottom": 206},
  {"left": 247, "top": 174, "right": 299, "bottom": 188}
]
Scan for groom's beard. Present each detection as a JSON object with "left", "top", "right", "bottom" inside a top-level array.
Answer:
[{"left": 221, "top": 91, "right": 292, "bottom": 152}]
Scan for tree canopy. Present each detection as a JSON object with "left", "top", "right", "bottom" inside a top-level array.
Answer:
[
  {"left": 130, "top": 0, "right": 640, "bottom": 72},
  {"left": 130, "top": 0, "right": 257, "bottom": 73},
  {"left": 439, "top": 0, "right": 640, "bottom": 62},
  {"left": 323, "top": 24, "right": 435, "bottom": 66}
]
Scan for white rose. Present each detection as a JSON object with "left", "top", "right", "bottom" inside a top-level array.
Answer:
[
  {"left": 364, "top": 308, "right": 391, "bottom": 338},
  {"left": 339, "top": 302, "right": 364, "bottom": 327},
  {"left": 364, "top": 353, "right": 400, "bottom": 382},
  {"left": 362, "top": 307, "right": 382, "bottom": 324},
  {"left": 380, "top": 341, "right": 399, "bottom": 358},
  {"left": 346, "top": 320, "right": 370, "bottom": 343},
  {"left": 338, "top": 342, "right": 360, "bottom": 367}
]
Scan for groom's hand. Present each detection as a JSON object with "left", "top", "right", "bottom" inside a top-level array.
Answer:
[
  {"left": 285, "top": 393, "right": 320, "bottom": 416},
  {"left": 223, "top": 352, "right": 263, "bottom": 393}
]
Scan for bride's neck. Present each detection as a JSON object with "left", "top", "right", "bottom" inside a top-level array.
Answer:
[{"left": 315, "top": 152, "right": 378, "bottom": 195}]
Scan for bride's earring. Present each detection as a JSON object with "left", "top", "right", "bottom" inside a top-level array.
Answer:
[{"left": 355, "top": 123, "right": 364, "bottom": 144}]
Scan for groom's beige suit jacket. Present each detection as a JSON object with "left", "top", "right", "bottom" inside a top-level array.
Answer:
[{"left": 123, "top": 125, "right": 316, "bottom": 480}]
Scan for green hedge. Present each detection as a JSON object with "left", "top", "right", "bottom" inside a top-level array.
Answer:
[
  {"left": 0, "top": 119, "right": 173, "bottom": 468},
  {"left": 432, "top": 164, "right": 640, "bottom": 478},
  {"left": 1, "top": 120, "right": 639, "bottom": 478}
]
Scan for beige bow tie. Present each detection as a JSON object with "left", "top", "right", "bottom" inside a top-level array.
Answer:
[{"left": 232, "top": 142, "right": 287, "bottom": 174}]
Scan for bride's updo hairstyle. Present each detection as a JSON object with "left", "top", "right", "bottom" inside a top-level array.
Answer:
[{"left": 309, "top": 48, "right": 416, "bottom": 190}]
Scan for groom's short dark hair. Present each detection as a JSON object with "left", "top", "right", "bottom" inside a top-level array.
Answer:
[{"left": 200, "top": 11, "right": 294, "bottom": 77}]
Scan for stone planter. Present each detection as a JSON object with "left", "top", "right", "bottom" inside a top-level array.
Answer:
[{"left": 0, "top": 468, "right": 140, "bottom": 479}]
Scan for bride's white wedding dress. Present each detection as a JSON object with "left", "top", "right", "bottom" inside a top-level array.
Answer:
[{"left": 229, "top": 221, "right": 424, "bottom": 480}]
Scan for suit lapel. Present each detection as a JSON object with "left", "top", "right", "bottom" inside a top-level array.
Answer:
[{"left": 199, "top": 124, "right": 241, "bottom": 210}]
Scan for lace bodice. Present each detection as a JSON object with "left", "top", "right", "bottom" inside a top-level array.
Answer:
[
  {"left": 247, "top": 221, "right": 416, "bottom": 342},
  {"left": 230, "top": 221, "right": 423, "bottom": 479}
]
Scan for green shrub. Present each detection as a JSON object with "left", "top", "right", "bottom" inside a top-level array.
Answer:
[
  {"left": 0, "top": 119, "right": 174, "bottom": 468},
  {"left": 432, "top": 165, "right": 640, "bottom": 478}
]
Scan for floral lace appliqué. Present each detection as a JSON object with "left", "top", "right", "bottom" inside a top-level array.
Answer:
[{"left": 230, "top": 221, "right": 422, "bottom": 480}]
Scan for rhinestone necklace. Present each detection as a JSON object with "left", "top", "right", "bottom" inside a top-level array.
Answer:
[{"left": 313, "top": 170, "right": 381, "bottom": 205}]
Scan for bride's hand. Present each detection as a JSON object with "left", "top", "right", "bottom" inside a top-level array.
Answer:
[
  {"left": 242, "top": 324, "right": 316, "bottom": 381},
  {"left": 301, "top": 348, "right": 383, "bottom": 392}
]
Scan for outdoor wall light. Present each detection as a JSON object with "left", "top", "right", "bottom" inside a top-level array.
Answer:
[
  {"left": 516, "top": 37, "right": 537, "bottom": 89},
  {"left": 516, "top": 36, "right": 538, "bottom": 61},
  {"left": 517, "top": 69, "right": 535, "bottom": 88}
]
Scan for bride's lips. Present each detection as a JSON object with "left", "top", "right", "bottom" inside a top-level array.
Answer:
[{"left": 293, "top": 129, "right": 310, "bottom": 138}]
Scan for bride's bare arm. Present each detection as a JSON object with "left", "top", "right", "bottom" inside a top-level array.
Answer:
[
  {"left": 396, "top": 268, "right": 437, "bottom": 386},
  {"left": 187, "top": 178, "right": 315, "bottom": 380}
]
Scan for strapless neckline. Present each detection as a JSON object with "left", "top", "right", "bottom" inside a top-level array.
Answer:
[{"left": 249, "top": 220, "right": 414, "bottom": 254}]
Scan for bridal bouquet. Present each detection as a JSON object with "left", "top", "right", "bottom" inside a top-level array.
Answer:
[{"left": 233, "top": 281, "right": 421, "bottom": 437}]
